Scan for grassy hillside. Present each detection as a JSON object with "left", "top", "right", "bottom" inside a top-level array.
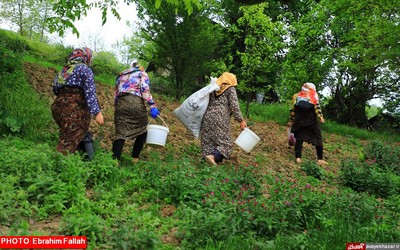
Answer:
[{"left": 1, "top": 30, "right": 399, "bottom": 249}]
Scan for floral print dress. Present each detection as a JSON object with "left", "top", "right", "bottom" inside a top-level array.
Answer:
[{"left": 200, "top": 87, "right": 243, "bottom": 159}]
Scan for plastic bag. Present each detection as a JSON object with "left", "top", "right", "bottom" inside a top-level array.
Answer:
[
  {"left": 174, "top": 78, "right": 220, "bottom": 138},
  {"left": 288, "top": 129, "right": 296, "bottom": 146}
]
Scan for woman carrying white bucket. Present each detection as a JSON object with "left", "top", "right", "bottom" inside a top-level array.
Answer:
[
  {"left": 112, "top": 62, "right": 160, "bottom": 163},
  {"left": 200, "top": 72, "right": 247, "bottom": 166}
]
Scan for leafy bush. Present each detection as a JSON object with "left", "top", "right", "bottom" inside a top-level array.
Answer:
[
  {"left": 0, "top": 29, "right": 28, "bottom": 53},
  {"left": 59, "top": 213, "right": 106, "bottom": 248},
  {"left": 340, "top": 140, "right": 400, "bottom": 198},
  {"left": 300, "top": 161, "right": 325, "bottom": 180},
  {"left": 108, "top": 219, "right": 159, "bottom": 250},
  {"left": 91, "top": 51, "right": 124, "bottom": 78},
  {"left": 364, "top": 140, "right": 400, "bottom": 175},
  {"left": 340, "top": 160, "right": 400, "bottom": 198}
]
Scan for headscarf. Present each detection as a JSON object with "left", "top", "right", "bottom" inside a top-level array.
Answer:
[
  {"left": 215, "top": 72, "right": 237, "bottom": 96},
  {"left": 56, "top": 48, "right": 93, "bottom": 86},
  {"left": 118, "top": 62, "right": 144, "bottom": 78},
  {"left": 296, "top": 82, "right": 319, "bottom": 105}
]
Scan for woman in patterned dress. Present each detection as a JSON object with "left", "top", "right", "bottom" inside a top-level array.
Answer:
[
  {"left": 51, "top": 48, "right": 104, "bottom": 159},
  {"left": 112, "top": 62, "right": 160, "bottom": 163},
  {"left": 287, "top": 82, "right": 328, "bottom": 165},
  {"left": 200, "top": 72, "right": 247, "bottom": 166}
]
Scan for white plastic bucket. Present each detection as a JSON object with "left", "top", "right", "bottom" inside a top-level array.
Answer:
[
  {"left": 146, "top": 116, "right": 169, "bottom": 146},
  {"left": 235, "top": 128, "right": 261, "bottom": 153}
]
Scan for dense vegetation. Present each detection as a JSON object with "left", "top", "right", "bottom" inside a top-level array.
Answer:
[
  {"left": 1, "top": 29, "right": 400, "bottom": 249},
  {"left": 1, "top": 0, "right": 399, "bottom": 128}
]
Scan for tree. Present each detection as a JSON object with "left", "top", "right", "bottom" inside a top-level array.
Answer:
[
  {"left": 47, "top": 0, "right": 202, "bottom": 36},
  {"left": 234, "top": 3, "right": 287, "bottom": 117},
  {"left": 135, "top": 0, "right": 224, "bottom": 100},
  {"left": 0, "top": 0, "right": 54, "bottom": 41},
  {"left": 282, "top": 0, "right": 400, "bottom": 127}
]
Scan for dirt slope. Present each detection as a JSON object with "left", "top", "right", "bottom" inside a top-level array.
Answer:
[{"left": 23, "top": 62, "right": 360, "bottom": 180}]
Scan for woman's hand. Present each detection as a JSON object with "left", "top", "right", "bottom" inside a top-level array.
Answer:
[
  {"left": 320, "top": 117, "right": 325, "bottom": 124},
  {"left": 240, "top": 120, "right": 247, "bottom": 129},
  {"left": 95, "top": 112, "right": 104, "bottom": 125}
]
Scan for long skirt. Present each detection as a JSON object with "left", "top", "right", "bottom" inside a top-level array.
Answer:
[
  {"left": 51, "top": 88, "right": 91, "bottom": 155},
  {"left": 291, "top": 106, "right": 323, "bottom": 146},
  {"left": 114, "top": 94, "right": 148, "bottom": 141}
]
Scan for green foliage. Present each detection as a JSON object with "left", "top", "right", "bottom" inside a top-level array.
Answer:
[
  {"left": 364, "top": 140, "right": 400, "bottom": 175},
  {"left": 25, "top": 40, "right": 71, "bottom": 65},
  {"left": 91, "top": 51, "right": 125, "bottom": 78},
  {"left": 0, "top": 111, "right": 25, "bottom": 134},
  {"left": 108, "top": 219, "right": 159, "bottom": 250},
  {"left": 340, "top": 140, "right": 400, "bottom": 198},
  {"left": 300, "top": 162, "right": 325, "bottom": 180},
  {"left": 59, "top": 213, "right": 106, "bottom": 248},
  {"left": 0, "top": 29, "right": 28, "bottom": 53},
  {"left": 0, "top": 70, "right": 55, "bottom": 141},
  {"left": 234, "top": 3, "right": 287, "bottom": 116},
  {"left": 136, "top": 0, "right": 224, "bottom": 100},
  {"left": 1, "top": 10, "right": 400, "bottom": 249}
]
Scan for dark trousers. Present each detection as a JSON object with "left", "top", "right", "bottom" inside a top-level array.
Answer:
[
  {"left": 211, "top": 149, "right": 224, "bottom": 163},
  {"left": 295, "top": 139, "right": 323, "bottom": 160},
  {"left": 112, "top": 132, "right": 147, "bottom": 160}
]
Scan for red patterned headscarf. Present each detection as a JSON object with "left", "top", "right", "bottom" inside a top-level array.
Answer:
[
  {"left": 57, "top": 48, "right": 93, "bottom": 86},
  {"left": 297, "top": 82, "right": 319, "bottom": 105}
]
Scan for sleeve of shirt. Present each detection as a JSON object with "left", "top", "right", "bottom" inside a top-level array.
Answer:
[
  {"left": 227, "top": 87, "right": 243, "bottom": 122},
  {"left": 314, "top": 102, "right": 324, "bottom": 120},
  {"left": 80, "top": 66, "right": 101, "bottom": 115},
  {"left": 287, "top": 94, "right": 297, "bottom": 127},
  {"left": 140, "top": 72, "right": 156, "bottom": 109},
  {"left": 52, "top": 75, "right": 59, "bottom": 96}
]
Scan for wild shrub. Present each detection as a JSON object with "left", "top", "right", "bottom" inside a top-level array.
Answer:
[
  {"left": 341, "top": 160, "right": 400, "bottom": 198},
  {"left": 363, "top": 140, "right": 400, "bottom": 175},
  {"left": 340, "top": 140, "right": 400, "bottom": 198},
  {"left": 108, "top": 219, "right": 159, "bottom": 250},
  {"left": 0, "top": 137, "right": 89, "bottom": 219},
  {"left": 59, "top": 213, "right": 106, "bottom": 248},
  {"left": 0, "top": 70, "right": 55, "bottom": 140},
  {"left": 0, "top": 29, "right": 28, "bottom": 53},
  {"left": 300, "top": 161, "right": 325, "bottom": 180}
]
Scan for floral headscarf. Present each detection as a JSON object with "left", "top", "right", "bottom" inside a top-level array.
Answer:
[
  {"left": 296, "top": 82, "right": 319, "bottom": 105},
  {"left": 215, "top": 72, "right": 237, "bottom": 96},
  {"left": 56, "top": 48, "right": 93, "bottom": 86}
]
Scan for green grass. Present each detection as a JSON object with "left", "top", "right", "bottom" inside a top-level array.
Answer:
[
  {"left": 1, "top": 136, "right": 399, "bottom": 249},
  {"left": 23, "top": 55, "right": 61, "bottom": 69}
]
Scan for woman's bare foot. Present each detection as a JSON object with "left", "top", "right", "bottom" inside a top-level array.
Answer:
[
  {"left": 317, "top": 159, "right": 328, "bottom": 165},
  {"left": 205, "top": 155, "right": 217, "bottom": 166},
  {"left": 132, "top": 158, "right": 140, "bottom": 164},
  {"left": 296, "top": 158, "right": 302, "bottom": 164}
]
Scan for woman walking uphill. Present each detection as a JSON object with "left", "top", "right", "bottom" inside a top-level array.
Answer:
[
  {"left": 112, "top": 62, "right": 160, "bottom": 163},
  {"left": 200, "top": 72, "right": 247, "bottom": 166},
  {"left": 51, "top": 47, "right": 104, "bottom": 160},
  {"left": 287, "top": 82, "right": 328, "bottom": 165}
]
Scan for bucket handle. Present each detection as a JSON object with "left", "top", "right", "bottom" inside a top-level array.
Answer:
[{"left": 149, "top": 115, "right": 169, "bottom": 128}]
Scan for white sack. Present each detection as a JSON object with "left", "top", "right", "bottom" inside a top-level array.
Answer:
[{"left": 174, "top": 78, "right": 220, "bottom": 138}]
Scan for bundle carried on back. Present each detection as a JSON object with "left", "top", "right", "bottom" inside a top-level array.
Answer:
[{"left": 173, "top": 78, "right": 220, "bottom": 138}]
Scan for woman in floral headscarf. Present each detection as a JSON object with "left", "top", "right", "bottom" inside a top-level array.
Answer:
[
  {"left": 287, "top": 82, "right": 328, "bottom": 165},
  {"left": 200, "top": 72, "right": 247, "bottom": 166},
  {"left": 51, "top": 48, "right": 104, "bottom": 159},
  {"left": 112, "top": 62, "right": 160, "bottom": 163}
]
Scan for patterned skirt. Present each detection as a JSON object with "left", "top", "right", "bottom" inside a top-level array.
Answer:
[
  {"left": 51, "top": 88, "right": 91, "bottom": 155},
  {"left": 114, "top": 93, "right": 148, "bottom": 141}
]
